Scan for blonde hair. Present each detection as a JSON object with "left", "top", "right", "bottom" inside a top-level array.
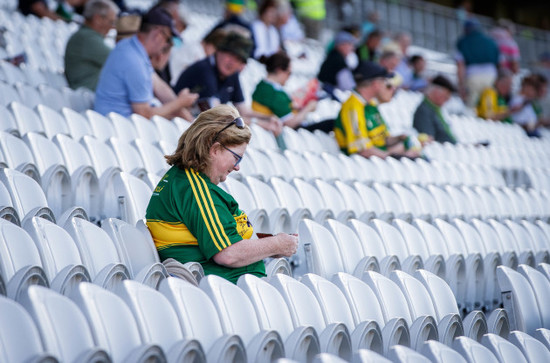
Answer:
[{"left": 165, "top": 105, "right": 252, "bottom": 172}]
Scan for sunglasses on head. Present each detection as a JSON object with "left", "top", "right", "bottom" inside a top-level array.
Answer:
[{"left": 213, "top": 117, "right": 245, "bottom": 141}]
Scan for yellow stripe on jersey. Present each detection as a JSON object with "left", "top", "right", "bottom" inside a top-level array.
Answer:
[
  {"left": 185, "top": 168, "right": 224, "bottom": 251},
  {"left": 195, "top": 169, "right": 233, "bottom": 248},
  {"left": 187, "top": 169, "right": 231, "bottom": 250},
  {"left": 251, "top": 100, "right": 274, "bottom": 116},
  {"left": 146, "top": 219, "right": 198, "bottom": 250}
]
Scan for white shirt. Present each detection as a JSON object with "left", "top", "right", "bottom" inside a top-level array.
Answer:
[{"left": 252, "top": 20, "right": 280, "bottom": 59}]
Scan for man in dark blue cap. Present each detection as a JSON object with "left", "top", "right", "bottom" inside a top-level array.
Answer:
[
  {"left": 94, "top": 7, "right": 197, "bottom": 119},
  {"left": 334, "top": 61, "right": 421, "bottom": 159}
]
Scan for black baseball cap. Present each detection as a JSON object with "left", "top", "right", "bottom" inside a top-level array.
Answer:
[
  {"left": 141, "top": 7, "right": 179, "bottom": 38},
  {"left": 353, "top": 61, "right": 394, "bottom": 83},
  {"left": 431, "top": 75, "right": 457, "bottom": 93}
]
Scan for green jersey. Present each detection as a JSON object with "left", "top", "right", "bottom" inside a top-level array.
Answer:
[{"left": 146, "top": 166, "right": 265, "bottom": 283}]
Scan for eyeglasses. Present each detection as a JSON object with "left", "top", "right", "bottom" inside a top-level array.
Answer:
[
  {"left": 213, "top": 117, "right": 245, "bottom": 141},
  {"left": 159, "top": 28, "right": 173, "bottom": 47},
  {"left": 220, "top": 143, "right": 243, "bottom": 167}
]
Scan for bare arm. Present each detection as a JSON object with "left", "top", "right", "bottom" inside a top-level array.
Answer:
[
  {"left": 359, "top": 147, "right": 390, "bottom": 159},
  {"left": 282, "top": 100, "right": 318, "bottom": 129},
  {"left": 133, "top": 86, "right": 198, "bottom": 119},
  {"left": 30, "top": 1, "right": 62, "bottom": 20},
  {"left": 152, "top": 73, "right": 177, "bottom": 104},
  {"left": 235, "top": 103, "right": 283, "bottom": 136},
  {"left": 213, "top": 233, "right": 298, "bottom": 268}
]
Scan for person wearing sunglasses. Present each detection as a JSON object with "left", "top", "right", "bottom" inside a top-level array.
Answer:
[
  {"left": 94, "top": 7, "right": 198, "bottom": 120},
  {"left": 334, "top": 61, "right": 421, "bottom": 159},
  {"left": 146, "top": 105, "right": 298, "bottom": 284}
]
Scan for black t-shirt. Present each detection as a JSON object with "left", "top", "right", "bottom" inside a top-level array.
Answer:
[
  {"left": 173, "top": 55, "right": 244, "bottom": 105},
  {"left": 18, "top": 0, "right": 47, "bottom": 16},
  {"left": 318, "top": 49, "right": 348, "bottom": 87}
]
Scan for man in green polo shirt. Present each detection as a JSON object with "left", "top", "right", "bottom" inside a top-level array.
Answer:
[
  {"left": 64, "top": 0, "right": 119, "bottom": 91},
  {"left": 413, "top": 75, "right": 457, "bottom": 144}
]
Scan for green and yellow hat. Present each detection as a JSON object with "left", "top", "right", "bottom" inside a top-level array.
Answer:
[{"left": 226, "top": 0, "right": 246, "bottom": 14}]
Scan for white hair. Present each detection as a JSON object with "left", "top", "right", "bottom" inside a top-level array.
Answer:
[{"left": 83, "top": 0, "right": 119, "bottom": 20}]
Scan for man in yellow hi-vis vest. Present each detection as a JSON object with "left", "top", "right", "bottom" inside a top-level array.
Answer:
[{"left": 291, "top": 0, "right": 325, "bottom": 40}]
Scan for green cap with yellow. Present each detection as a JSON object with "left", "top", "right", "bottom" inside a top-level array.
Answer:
[{"left": 226, "top": 0, "right": 245, "bottom": 14}]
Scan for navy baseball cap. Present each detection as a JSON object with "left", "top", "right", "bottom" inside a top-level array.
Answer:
[
  {"left": 142, "top": 7, "right": 180, "bottom": 38},
  {"left": 353, "top": 61, "right": 394, "bottom": 83}
]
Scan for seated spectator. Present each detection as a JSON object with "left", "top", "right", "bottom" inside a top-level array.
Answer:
[
  {"left": 378, "top": 49, "right": 403, "bottom": 87},
  {"left": 455, "top": 18, "right": 500, "bottom": 108},
  {"left": 146, "top": 105, "right": 298, "bottom": 284},
  {"left": 356, "top": 29, "right": 382, "bottom": 62},
  {"left": 150, "top": 0, "right": 189, "bottom": 85},
  {"left": 318, "top": 30, "right": 357, "bottom": 97},
  {"left": 252, "top": 0, "right": 289, "bottom": 60},
  {"left": 476, "top": 69, "right": 514, "bottom": 123},
  {"left": 278, "top": 0, "right": 304, "bottom": 43},
  {"left": 173, "top": 31, "right": 282, "bottom": 135},
  {"left": 64, "top": 0, "right": 119, "bottom": 91},
  {"left": 510, "top": 75, "right": 542, "bottom": 137},
  {"left": 409, "top": 55, "right": 429, "bottom": 91},
  {"left": 413, "top": 75, "right": 457, "bottom": 144},
  {"left": 532, "top": 73, "right": 550, "bottom": 127},
  {"left": 94, "top": 7, "right": 198, "bottom": 119},
  {"left": 18, "top": 0, "right": 65, "bottom": 19},
  {"left": 334, "top": 61, "right": 420, "bottom": 159},
  {"left": 490, "top": 19, "right": 520, "bottom": 74},
  {"left": 210, "top": 0, "right": 255, "bottom": 53},
  {"left": 252, "top": 51, "right": 334, "bottom": 134},
  {"left": 170, "top": 28, "right": 228, "bottom": 87},
  {"left": 393, "top": 32, "right": 413, "bottom": 88}
]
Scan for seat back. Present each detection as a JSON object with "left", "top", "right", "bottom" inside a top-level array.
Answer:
[
  {"left": 371, "top": 219, "right": 411, "bottom": 263},
  {"left": 496, "top": 266, "right": 542, "bottom": 335},
  {"left": 301, "top": 273, "right": 356, "bottom": 329},
  {"left": 85, "top": 110, "right": 117, "bottom": 142},
  {"left": 517, "top": 264, "right": 550, "bottom": 329},
  {"left": 0, "top": 168, "right": 49, "bottom": 221},
  {"left": 324, "top": 219, "right": 369, "bottom": 274},
  {"left": 108, "top": 112, "right": 139, "bottom": 144},
  {"left": 36, "top": 104, "right": 69, "bottom": 139},
  {"left": 112, "top": 172, "right": 152, "bottom": 225},
  {"left": 63, "top": 216, "right": 126, "bottom": 281},
  {"left": 390, "top": 270, "right": 437, "bottom": 320},
  {"left": 23, "top": 216, "right": 86, "bottom": 284},
  {"left": 362, "top": 271, "right": 413, "bottom": 326},
  {"left": 115, "top": 280, "right": 185, "bottom": 352},
  {"left": 414, "top": 270, "right": 460, "bottom": 321},
  {"left": 200, "top": 274, "right": 261, "bottom": 346},
  {"left": 159, "top": 277, "right": 227, "bottom": 352},
  {"left": 452, "top": 336, "right": 499, "bottom": 363},
  {"left": 237, "top": 274, "right": 297, "bottom": 340},
  {"left": 19, "top": 285, "right": 104, "bottom": 363},
  {"left": 61, "top": 107, "right": 93, "bottom": 140},
  {"left": 298, "top": 219, "right": 345, "bottom": 278},
  {"left": 69, "top": 282, "right": 156, "bottom": 363},
  {"left": 348, "top": 219, "right": 389, "bottom": 261},
  {"left": 0, "top": 295, "right": 52, "bottom": 363},
  {"left": 269, "top": 273, "right": 327, "bottom": 333},
  {"left": 481, "top": 334, "right": 528, "bottom": 363}
]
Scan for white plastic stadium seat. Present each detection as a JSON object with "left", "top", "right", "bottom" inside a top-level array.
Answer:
[
  {"left": 101, "top": 218, "right": 168, "bottom": 289},
  {"left": 237, "top": 273, "right": 321, "bottom": 362},
  {"left": 63, "top": 216, "right": 130, "bottom": 290},
  {"left": 18, "top": 285, "right": 109, "bottom": 362},
  {"left": 69, "top": 282, "right": 166, "bottom": 362},
  {"left": 0, "top": 295, "right": 57, "bottom": 363},
  {"left": 452, "top": 336, "right": 499, "bottom": 363},
  {"left": 301, "top": 273, "right": 384, "bottom": 354},
  {"left": 115, "top": 280, "right": 206, "bottom": 362},
  {"left": 481, "top": 333, "right": 528, "bottom": 363},
  {"left": 158, "top": 277, "right": 247, "bottom": 362},
  {"left": 200, "top": 274, "right": 285, "bottom": 362},
  {"left": 508, "top": 330, "right": 550, "bottom": 362},
  {"left": 23, "top": 216, "right": 90, "bottom": 295}
]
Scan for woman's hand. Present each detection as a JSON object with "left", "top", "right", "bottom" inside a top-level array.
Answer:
[{"left": 273, "top": 233, "right": 298, "bottom": 257}]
